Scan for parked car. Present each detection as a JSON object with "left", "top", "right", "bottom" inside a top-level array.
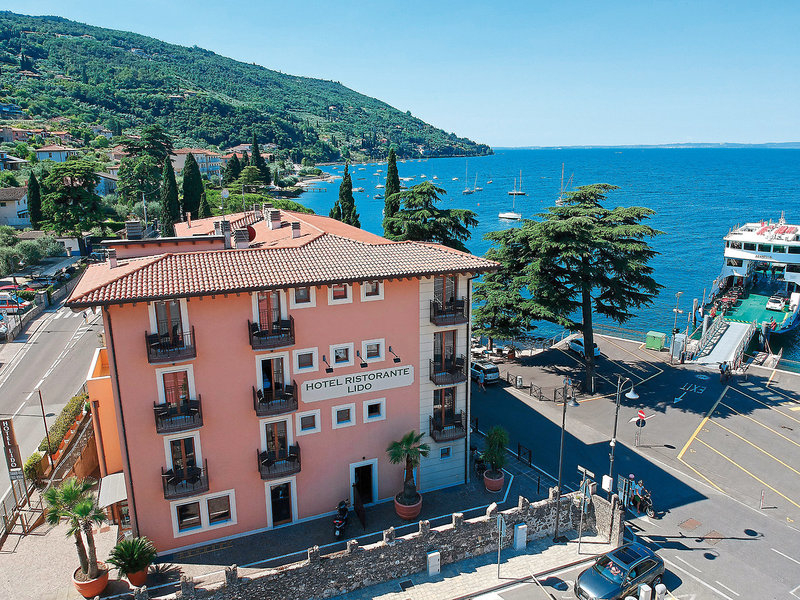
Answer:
[
  {"left": 0, "top": 292, "right": 30, "bottom": 314},
  {"left": 470, "top": 361, "right": 500, "bottom": 384},
  {"left": 574, "top": 542, "right": 665, "bottom": 600},
  {"left": 766, "top": 296, "right": 785, "bottom": 311},
  {"left": 569, "top": 337, "right": 600, "bottom": 358}
]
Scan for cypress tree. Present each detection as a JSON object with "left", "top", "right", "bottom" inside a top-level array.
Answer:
[
  {"left": 251, "top": 132, "right": 271, "bottom": 185},
  {"left": 383, "top": 148, "right": 401, "bottom": 236},
  {"left": 181, "top": 153, "right": 203, "bottom": 219},
  {"left": 330, "top": 164, "right": 360, "bottom": 228},
  {"left": 197, "top": 190, "right": 212, "bottom": 218},
  {"left": 160, "top": 159, "right": 180, "bottom": 236},
  {"left": 223, "top": 154, "right": 241, "bottom": 185},
  {"left": 27, "top": 172, "right": 42, "bottom": 229},
  {"left": 241, "top": 150, "right": 249, "bottom": 167}
]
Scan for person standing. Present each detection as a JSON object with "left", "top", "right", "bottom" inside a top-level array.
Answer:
[{"left": 478, "top": 369, "right": 486, "bottom": 392}]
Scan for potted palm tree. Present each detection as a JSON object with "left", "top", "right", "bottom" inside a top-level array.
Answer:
[
  {"left": 387, "top": 431, "right": 430, "bottom": 519},
  {"left": 44, "top": 477, "right": 109, "bottom": 598},
  {"left": 107, "top": 536, "right": 158, "bottom": 587},
  {"left": 482, "top": 426, "right": 509, "bottom": 492}
]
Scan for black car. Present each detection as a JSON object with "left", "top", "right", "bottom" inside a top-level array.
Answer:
[{"left": 574, "top": 542, "right": 664, "bottom": 600}]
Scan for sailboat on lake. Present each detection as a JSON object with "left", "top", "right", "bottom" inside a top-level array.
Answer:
[
  {"left": 508, "top": 170, "right": 526, "bottom": 196},
  {"left": 499, "top": 192, "right": 522, "bottom": 220},
  {"left": 462, "top": 162, "right": 474, "bottom": 194}
]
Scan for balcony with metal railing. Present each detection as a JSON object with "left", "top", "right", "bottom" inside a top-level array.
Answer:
[
  {"left": 145, "top": 326, "right": 196, "bottom": 364},
  {"left": 430, "top": 298, "right": 468, "bottom": 326},
  {"left": 161, "top": 459, "right": 209, "bottom": 499},
  {"left": 429, "top": 410, "right": 467, "bottom": 442},
  {"left": 252, "top": 382, "right": 298, "bottom": 417},
  {"left": 429, "top": 355, "right": 468, "bottom": 385},
  {"left": 257, "top": 445, "right": 301, "bottom": 480},
  {"left": 248, "top": 316, "right": 295, "bottom": 350},
  {"left": 153, "top": 396, "right": 203, "bottom": 434}
]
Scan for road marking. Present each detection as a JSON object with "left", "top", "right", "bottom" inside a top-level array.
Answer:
[
  {"left": 678, "top": 386, "right": 728, "bottom": 461},
  {"left": 662, "top": 557, "right": 734, "bottom": 600},
  {"left": 791, "top": 584, "right": 800, "bottom": 599},
  {"left": 790, "top": 406, "right": 800, "bottom": 412},
  {"left": 35, "top": 378, "right": 44, "bottom": 389},
  {"left": 719, "top": 402, "right": 800, "bottom": 448},
  {"left": 674, "top": 391, "right": 687, "bottom": 404},
  {"left": 707, "top": 420, "right": 800, "bottom": 476},
  {"left": 771, "top": 547, "right": 800, "bottom": 566},
  {"left": 694, "top": 438, "right": 800, "bottom": 510},
  {"left": 674, "top": 555, "right": 702, "bottom": 572},
  {"left": 714, "top": 581, "right": 740, "bottom": 597},
  {"left": 728, "top": 387, "right": 800, "bottom": 425},
  {"left": 12, "top": 401, "right": 25, "bottom": 417}
]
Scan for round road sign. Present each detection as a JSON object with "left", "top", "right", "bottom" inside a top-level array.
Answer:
[{"left": 221, "top": 188, "right": 230, "bottom": 199}]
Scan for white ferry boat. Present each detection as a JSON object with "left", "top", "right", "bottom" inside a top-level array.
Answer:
[{"left": 709, "top": 214, "right": 800, "bottom": 337}]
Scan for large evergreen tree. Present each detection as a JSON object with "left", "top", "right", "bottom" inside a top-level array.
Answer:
[
  {"left": 181, "top": 153, "right": 203, "bottom": 219},
  {"left": 329, "top": 164, "right": 360, "bottom": 227},
  {"left": 251, "top": 132, "right": 272, "bottom": 185},
  {"left": 42, "top": 160, "right": 103, "bottom": 250},
  {"left": 223, "top": 154, "right": 241, "bottom": 185},
  {"left": 160, "top": 159, "right": 180, "bottom": 236},
  {"left": 383, "top": 148, "right": 401, "bottom": 237},
  {"left": 121, "top": 124, "right": 174, "bottom": 164},
  {"left": 27, "top": 172, "right": 42, "bottom": 229},
  {"left": 521, "top": 184, "right": 663, "bottom": 392},
  {"left": 197, "top": 190, "right": 212, "bottom": 218},
  {"left": 241, "top": 150, "right": 250, "bottom": 168},
  {"left": 383, "top": 182, "right": 477, "bottom": 252}
]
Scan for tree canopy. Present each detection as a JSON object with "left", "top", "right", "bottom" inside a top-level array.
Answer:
[
  {"left": 382, "top": 148, "right": 401, "bottom": 237},
  {"left": 181, "top": 153, "right": 203, "bottom": 219},
  {"left": 27, "top": 172, "right": 43, "bottom": 229},
  {"left": 159, "top": 159, "right": 180, "bottom": 236},
  {"left": 329, "top": 164, "right": 360, "bottom": 227},
  {"left": 42, "top": 159, "right": 103, "bottom": 241}
]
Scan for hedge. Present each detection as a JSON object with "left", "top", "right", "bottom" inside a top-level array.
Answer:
[
  {"left": 24, "top": 451, "right": 43, "bottom": 481},
  {"left": 38, "top": 392, "right": 88, "bottom": 454},
  {"left": 17, "top": 290, "right": 36, "bottom": 301}
]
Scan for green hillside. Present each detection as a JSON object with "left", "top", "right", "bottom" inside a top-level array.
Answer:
[{"left": 0, "top": 11, "right": 491, "bottom": 161}]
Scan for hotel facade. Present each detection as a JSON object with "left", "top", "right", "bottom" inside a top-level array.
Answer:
[{"left": 68, "top": 209, "right": 497, "bottom": 554}]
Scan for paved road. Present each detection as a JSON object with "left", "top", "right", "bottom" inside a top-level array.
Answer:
[
  {"left": 0, "top": 305, "right": 102, "bottom": 495},
  {"left": 473, "top": 336, "right": 800, "bottom": 599}
]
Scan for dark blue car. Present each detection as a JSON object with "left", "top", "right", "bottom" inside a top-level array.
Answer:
[{"left": 574, "top": 542, "right": 664, "bottom": 600}]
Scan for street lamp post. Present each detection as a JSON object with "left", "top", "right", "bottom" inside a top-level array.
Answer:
[
  {"left": 670, "top": 291, "right": 684, "bottom": 363},
  {"left": 553, "top": 378, "right": 580, "bottom": 543},
  {"left": 607, "top": 376, "right": 639, "bottom": 499}
]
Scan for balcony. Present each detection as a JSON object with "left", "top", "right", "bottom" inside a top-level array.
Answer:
[
  {"left": 257, "top": 445, "right": 301, "bottom": 480},
  {"left": 153, "top": 397, "right": 203, "bottom": 434},
  {"left": 248, "top": 317, "right": 295, "bottom": 350},
  {"left": 145, "top": 326, "right": 196, "bottom": 364},
  {"left": 161, "top": 459, "right": 209, "bottom": 499},
  {"left": 253, "top": 382, "right": 298, "bottom": 417},
  {"left": 430, "top": 410, "right": 467, "bottom": 442},
  {"left": 429, "top": 355, "right": 468, "bottom": 386},
  {"left": 430, "top": 298, "right": 468, "bottom": 326}
]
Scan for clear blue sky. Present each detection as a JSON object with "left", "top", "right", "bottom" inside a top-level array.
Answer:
[{"left": 15, "top": 1, "right": 800, "bottom": 146}]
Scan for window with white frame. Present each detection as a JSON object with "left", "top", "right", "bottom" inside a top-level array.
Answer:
[
  {"left": 293, "top": 348, "right": 317, "bottom": 372},
  {"left": 362, "top": 338, "right": 384, "bottom": 363},
  {"left": 363, "top": 398, "right": 386, "bottom": 422},
  {"left": 176, "top": 501, "right": 201, "bottom": 532},
  {"left": 330, "top": 343, "right": 354, "bottom": 367},
  {"left": 295, "top": 409, "right": 321, "bottom": 435},
  {"left": 172, "top": 489, "right": 237, "bottom": 537},
  {"left": 207, "top": 495, "right": 232, "bottom": 525},
  {"left": 360, "top": 280, "right": 383, "bottom": 301},
  {"left": 440, "top": 446, "right": 452, "bottom": 460},
  {"left": 328, "top": 283, "right": 352, "bottom": 305},
  {"left": 332, "top": 403, "right": 356, "bottom": 430},
  {"left": 290, "top": 286, "right": 316, "bottom": 309}
]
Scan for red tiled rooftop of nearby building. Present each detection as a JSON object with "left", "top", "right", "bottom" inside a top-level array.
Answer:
[{"left": 36, "top": 144, "right": 79, "bottom": 152}]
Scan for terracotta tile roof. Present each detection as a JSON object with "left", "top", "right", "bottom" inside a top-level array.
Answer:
[
  {"left": 36, "top": 144, "right": 79, "bottom": 152},
  {"left": 0, "top": 187, "right": 27, "bottom": 201},
  {"left": 67, "top": 220, "right": 498, "bottom": 307}
]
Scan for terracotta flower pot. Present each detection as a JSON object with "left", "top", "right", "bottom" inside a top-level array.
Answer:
[
  {"left": 484, "top": 470, "right": 505, "bottom": 493},
  {"left": 127, "top": 567, "right": 148, "bottom": 587},
  {"left": 394, "top": 494, "right": 423, "bottom": 520},
  {"left": 72, "top": 562, "right": 109, "bottom": 598}
]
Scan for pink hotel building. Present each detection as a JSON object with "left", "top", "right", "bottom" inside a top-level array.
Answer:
[{"left": 68, "top": 208, "right": 498, "bottom": 554}]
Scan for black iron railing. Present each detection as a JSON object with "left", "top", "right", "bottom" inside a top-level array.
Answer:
[
  {"left": 252, "top": 382, "right": 298, "bottom": 417},
  {"left": 257, "top": 445, "right": 301, "bottom": 480},
  {"left": 153, "top": 397, "right": 203, "bottom": 434},
  {"left": 429, "top": 355, "right": 468, "bottom": 385},
  {"left": 430, "top": 298, "right": 468, "bottom": 326},
  {"left": 145, "top": 326, "right": 196, "bottom": 364},
  {"left": 430, "top": 410, "right": 466, "bottom": 442},
  {"left": 161, "top": 459, "right": 209, "bottom": 499},
  {"left": 248, "top": 316, "right": 295, "bottom": 350}
]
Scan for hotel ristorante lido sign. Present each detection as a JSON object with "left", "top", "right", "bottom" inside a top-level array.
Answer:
[{"left": 301, "top": 365, "right": 414, "bottom": 402}]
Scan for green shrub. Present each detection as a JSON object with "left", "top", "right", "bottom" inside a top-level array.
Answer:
[
  {"left": 17, "top": 290, "right": 36, "bottom": 301},
  {"left": 38, "top": 393, "right": 88, "bottom": 454},
  {"left": 24, "top": 451, "right": 43, "bottom": 481},
  {"left": 107, "top": 537, "right": 158, "bottom": 576}
]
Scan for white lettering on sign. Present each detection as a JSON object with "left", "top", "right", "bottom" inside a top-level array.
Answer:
[
  {"left": 679, "top": 383, "right": 706, "bottom": 394},
  {"left": 301, "top": 365, "right": 415, "bottom": 402}
]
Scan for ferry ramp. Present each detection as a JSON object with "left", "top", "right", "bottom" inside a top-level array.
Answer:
[{"left": 694, "top": 320, "right": 753, "bottom": 367}]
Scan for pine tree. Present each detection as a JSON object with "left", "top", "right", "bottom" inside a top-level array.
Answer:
[
  {"left": 27, "top": 172, "right": 42, "bottom": 229},
  {"left": 383, "top": 148, "right": 401, "bottom": 237},
  {"left": 223, "top": 154, "right": 241, "bottom": 185},
  {"left": 241, "top": 150, "right": 249, "bottom": 167},
  {"left": 181, "top": 153, "right": 203, "bottom": 219},
  {"left": 160, "top": 159, "right": 180, "bottom": 236}
]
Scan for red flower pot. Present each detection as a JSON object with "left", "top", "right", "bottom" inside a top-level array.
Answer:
[
  {"left": 127, "top": 567, "right": 148, "bottom": 587},
  {"left": 484, "top": 470, "right": 505, "bottom": 493},
  {"left": 72, "top": 562, "right": 109, "bottom": 598},
  {"left": 394, "top": 494, "right": 423, "bottom": 520}
]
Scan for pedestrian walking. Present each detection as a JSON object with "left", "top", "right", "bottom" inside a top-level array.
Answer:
[
  {"left": 478, "top": 369, "right": 486, "bottom": 392},
  {"left": 719, "top": 361, "right": 726, "bottom": 383}
]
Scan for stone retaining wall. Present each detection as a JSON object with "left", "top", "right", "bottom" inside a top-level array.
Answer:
[{"left": 127, "top": 490, "right": 623, "bottom": 600}]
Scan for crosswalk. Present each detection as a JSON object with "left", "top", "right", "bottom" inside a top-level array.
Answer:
[{"left": 49, "top": 306, "right": 90, "bottom": 320}]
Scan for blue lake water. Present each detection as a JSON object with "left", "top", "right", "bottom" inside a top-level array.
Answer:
[{"left": 297, "top": 148, "right": 800, "bottom": 361}]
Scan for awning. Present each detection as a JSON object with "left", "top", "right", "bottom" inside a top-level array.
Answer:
[{"left": 98, "top": 472, "right": 128, "bottom": 508}]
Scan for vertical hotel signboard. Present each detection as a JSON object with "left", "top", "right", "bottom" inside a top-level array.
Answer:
[{"left": 1, "top": 418, "right": 24, "bottom": 479}]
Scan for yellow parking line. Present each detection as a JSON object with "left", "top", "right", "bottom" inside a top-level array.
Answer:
[
  {"left": 707, "top": 420, "right": 800, "bottom": 477},
  {"left": 719, "top": 402, "right": 800, "bottom": 448},
  {"left": 729, "top": 387, "right": 800, "bottom": 425},
  {"left": 693, "top": 438, "right": 800, "bottom": 510},
  {"left": 678, "top": 386, "right": 728, "bottom": 461},
  {"left": 676, "top": 455, "right": 725, "bottom": 493},
  {"left": 790, "top": 406, "right": 800, "bottom": 412}
]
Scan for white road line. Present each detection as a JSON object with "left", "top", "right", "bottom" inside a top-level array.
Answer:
[
  {"left": 791, "top": 584, "right": 800, "bottom": 599},
  {"left": 25, "top": 391, "right": 34, "bottom": 400},
  {"left": 35, "top": 378, "right": 44, "bottom": 389},
  {"left": 675, "top": 555, "right": 702, "bottom": 572},
  {"left": 715, "top": 581, "right": 740, "bottom": 597},
  {"left": 771, "top": 547, "right": 800, "bottom": 566},
  {"left": 663, "top": 558, "right": 734, "bottom": 600},
  {"left": 12, "top": 401, "right": 25, "bottom": 417}
]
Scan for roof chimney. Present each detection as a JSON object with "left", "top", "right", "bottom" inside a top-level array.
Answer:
[
  {"left": 291, "top": 222, "right": 301, "bottom": 239},
  {"left": 233, "top": 228, "right": 250, "bottom": 249},
  {"left": 269, "top": 209, "right": 282, "bottom": 230},
  {"left": 125, "top": 220, "right": 143, "bottom": 240},
  {"left": 213, "top": 220, "right": 223, "bottom": 236},
  {"left": 186, "top": 211, "right": 192, "bottom": 228},
  {"left": 107, "top": 248, "right": 117, "bottom": 268}
]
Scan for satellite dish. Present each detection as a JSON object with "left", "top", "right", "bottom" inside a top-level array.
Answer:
[
  {"left": 247, "top": 225, "right": 256, "bottom": 242},
  {"left": 221, "top": 189, "right": 230, "bottom": 199}
]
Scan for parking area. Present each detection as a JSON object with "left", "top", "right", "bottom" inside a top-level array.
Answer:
[{"left": 677, "top": 381, "right": 800, "bottom": 524}]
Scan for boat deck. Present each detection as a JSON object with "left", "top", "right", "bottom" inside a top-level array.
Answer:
[{"left": 724, "top": 292, "right": 791, "bottom": 326}]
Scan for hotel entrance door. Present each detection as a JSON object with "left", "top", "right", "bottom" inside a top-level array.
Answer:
[{"left": 270, "top": 482, "right": 292, "bottom": 526}]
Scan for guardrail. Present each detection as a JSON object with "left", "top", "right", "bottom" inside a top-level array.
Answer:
[
  {"left": 697, "top": 314, "right": 726, "bottom": 355},
  {"left": 732, "top": 321, "right": 758, "bottom": 370}
]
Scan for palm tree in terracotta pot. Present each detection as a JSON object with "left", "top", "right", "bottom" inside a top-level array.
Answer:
[
  {"left": 482, "top": 426, "right": 509, "bottom": 492},
  {"left": 107, "top": 536, "right": 158, "bottom": 587},
  {"left": 387, "top": 430, "right": 430, "bottom": 519},
  {"left": 44, "top": 477, "right": 109, "bottom": 598}
]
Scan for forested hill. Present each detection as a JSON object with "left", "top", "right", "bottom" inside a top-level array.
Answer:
[{"left": 0, "top": 12, "right": 491, "bottom": 161}]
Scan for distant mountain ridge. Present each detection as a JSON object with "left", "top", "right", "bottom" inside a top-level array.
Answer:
[{"left": 0, "top": 11, "right": 491, "bottom": 160}]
